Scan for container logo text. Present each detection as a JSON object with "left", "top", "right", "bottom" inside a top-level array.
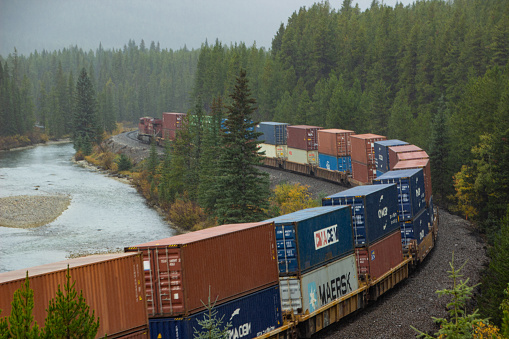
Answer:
[
  {"left": 314, "top": 225, "right": 338, "bottom": 250},
  {"left": 318, "top": 272, "right": 353, "bottom": 305}
]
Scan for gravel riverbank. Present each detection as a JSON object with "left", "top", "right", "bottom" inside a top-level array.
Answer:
[{"left": 0, "top": 195, "right": 71, "bottom": 228}]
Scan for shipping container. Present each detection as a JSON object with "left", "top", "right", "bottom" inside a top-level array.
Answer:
[
  {"left": 350, "top": 134, "right": 386, "bottom": 165},
  {"left": 125, "top": 222, "right": 278, "bottom": 318},
  {"left": 388, "top": 144, "right": 422, "bottom": 170},
  {"left": 396, "top": 150, "right": 429, "bottom": 163},
  {"left": 162, "top": 112, "right": 186, "bottom": 131},
  {"left": 287, "top": 147, "right": 318, "bottom": 165},
  {"left": 400, "top": 208, "right": 431, "bottom": 248},
  {"left": 257, "top": 122, "right": 289, "bottom": 145},
  {"left": 264, "top": 206, "right": 354, "bottom": 276},
  {"left": 322, "top": 184, "right": 399, "bottom": 247},
  {"left": 317, "top": 129, "right": 355, "bottom": 157},
  {"left": 393, "top": 159, "right": 432, "bottom": 205},
  {"left": 373, "top": 169, "right": 426, "bottom": 221},
  {"left": 318, "top": 153, "right": 352, "bottom": 172},
  {"left": 374, "top": 140, "right": 408, "bottom": 173},
  {"left": 0, "top": 253, "right": 148, "bottom": 339},
  {"left": 351, "top": 160, "right": 377, "bottom": 184},
  {"left": 287, "top": 125, "right": 322, "bottom": 151},
  {"left": 149, "top": 286, "right": 282, "bottom": 339},
  {"left": 355, "top": 230, "right": 403, "bottom": 281},
  {"left": 279, "top": 254, "right": 358, "bottom": 315},
  {"left": 259, "top": 143, "right": 288, "bottom": 159}
]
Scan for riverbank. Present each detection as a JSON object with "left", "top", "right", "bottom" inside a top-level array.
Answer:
[
  {"left": 0, "top": 195, "right": 71, "bottom": 228},
  {"left": 0, "top": 138, "right": 71, "bottom": 152}
]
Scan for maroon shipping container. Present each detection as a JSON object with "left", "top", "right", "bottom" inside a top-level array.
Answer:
[
  {"left": 0, "top": 253, "right": 148, "bottom": 339},
  {"left": 388, "top": 144, "right": 423, "bottom": 170},
  {"left": 350, "top": 134, "right": 386, "bottom": 165},
  {"left": 393, "top": 159, "right": 432, "bottom": 205},
  {"left": 125, "top": 222, "right": 279, "bottom": 318},
  {"left": 161, "top": 128, "right": 177, "bottom": 141},
  {"left": 317, "top": 129, "right": 355, "bottom": 157},
  {"left": 355, "top": 230, "right": 404, "bottom": 281},
  {"left": 396, "top": 150, "right": 429, "bottom": 163},
  {"left": 287, "top": 125, "right": 322, "bottom": 151},
  {"left": 162, "top": 112, "right": 186, "bottom": 131},
  {"left": 352, "top": 160, "right": 377, "bottom": 184}
]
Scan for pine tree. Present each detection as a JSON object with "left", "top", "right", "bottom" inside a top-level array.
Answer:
[
  {"left": 213, "top": 69, "right": 270, "bottom": 224},
  {"left": 193, "top": 287, "right": 232, "bottom": 339},
  {"left": 5, "top": 272, "right": 40, "bottom": 339},
  {"left": 73, "top": 68, "right": 100, "bottom": 155},
  {"left": 42, "top": 266, "right": 100, "bottom": 339}
]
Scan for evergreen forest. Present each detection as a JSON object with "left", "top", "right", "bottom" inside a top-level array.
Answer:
[{"left": 1, "top": 0, "right": 509, "bottom": 329}]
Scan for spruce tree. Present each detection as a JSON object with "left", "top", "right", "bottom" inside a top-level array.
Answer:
[
  {"left": 73, "top": 68, "right": 100, "bottom": 155},
  {"left": 193, "top": 287, "right": 231, "bottom": 339},
  {"left": 213, "top": 69, "right": 270, "bottom": 224},
  {"left": 42, "top": 266, "right": 100, "bottom": 339},
  {"left": 6, "top": 272, "right": 40, "bottom": 339}
]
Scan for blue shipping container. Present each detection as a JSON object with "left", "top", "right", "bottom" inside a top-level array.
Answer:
[
  {"left": 149, "top": 286, "right": 282, "bottom": 339},
  {"left": 400, "top": 208, "right": 431, "bottom": 247},
  {"left": 322, "top": 184, "right": 399, "bottom": 247},
  {"left": 374, "top": 139, "right": 408, "bottom": 173},
  {"left": 318, "top": 153, "right": 352, "bottom": 172},
  {"left": 257, "top": 122, "right": 288, "bottom": 145},
  {"left": 373, "top": 169, "right": 426, "bottom": 221},
  {"left": 265, "top": 206, "right": 354, "bottom": 276}
]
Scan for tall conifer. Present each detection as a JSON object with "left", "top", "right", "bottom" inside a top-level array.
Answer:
[{"left": 73, "top": 68, "right": 100, "bottom": 155}]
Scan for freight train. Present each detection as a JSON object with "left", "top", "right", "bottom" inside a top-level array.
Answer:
[{"left": 0, "top": 115, "right": 438, "bottom": 339}]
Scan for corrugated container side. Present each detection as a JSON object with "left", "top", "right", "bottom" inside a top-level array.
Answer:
[
  {"left": 355, "top": 230, "right": 403, "bottom": 281},
  {"left": 318, "top": 153, "right": 352, "bottom": 172},
  {"left": 279, "top": 254, "right": 358, "bottom": 315},
  {"left": 388, "top": 144, "right": 422, "bottom": 170},
  {"left": 317, "top": 129, "right": 355, "bottom": 157},
  {"left": 0, "top": 253, "right": 148, "bottom": 339},
  {"left": 393, "top": 159, "right": 432, "bottom": 205},
  {"left": 265, "top": 206, "right": 354, "bottom": 276},
  {"left": 352, "top": 160, "right": 377, "bottom": 184},
  {"left": 257, "top": 122, "right": 288, "bottom": 145},
  {"left": 397, "top": 151, "right": 429, "bottom": 162},
  {"left": 162, "top": 112, "right": 185, "bottom": 131},
  {"left": 373, "top": 169, "right": 426, "bottom": 221},
  {"left": 287, "top": 147, "right": 318, "bottom": 165},
  {"left": 287, "top": 125, "right": 322, "bottom": 151},
  {"left": 350, "top": 134, "right": 386, "bottom": 165},
  {"left": 401, "top": 207, "right": 431, "bottom": 248},
  {"left": 374, "top": 140, "right": 408, "bottom": 173},
  {"left": 148, "top": 286, "right": 282, "bottom": 339},
  {"left": 259, "top": 143, "right": 288, "bottom": 159},
  {"left": 322, "top": 184, "right": 400, "bottom": 247},
  {"left": 125, "top": 222, "right": 279, "bottom": 317}
]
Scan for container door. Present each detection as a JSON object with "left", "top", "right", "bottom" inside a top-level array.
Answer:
[
  {"left": 153, "top": 247, "right": 185, "bottom": 316},
  {"left": 276, "top": 224, "right": 298, "bottom": 275},
  {"left": 279, "top": 277, "right": 302, "bottom": 314}
]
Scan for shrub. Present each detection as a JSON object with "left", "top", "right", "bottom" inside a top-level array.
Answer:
[
  {"left": 117, "top": 153, "right": 133, "bottom": 171},
  {"left": 74, "top": 151, "right": 85, "bottom": 161},
  {"left": 168, "top": 197, "right": 208, "bottom": 231}
]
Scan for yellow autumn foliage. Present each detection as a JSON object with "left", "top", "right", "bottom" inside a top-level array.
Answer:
[{"left": 270, "top": 183, "right": 319, "bottom": 216}]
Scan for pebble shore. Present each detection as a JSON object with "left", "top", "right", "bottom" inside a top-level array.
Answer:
[{"left": 0, "top": 195, "right": 71, "bottom": 228}]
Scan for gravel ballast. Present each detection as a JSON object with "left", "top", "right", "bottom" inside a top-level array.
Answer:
[{"left": 0, "top": 195, "right": 71, "bottom": 228}]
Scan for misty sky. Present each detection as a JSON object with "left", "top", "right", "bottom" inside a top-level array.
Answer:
[{"left": 1, "top": 0, "right": 415, "bottom": 57}]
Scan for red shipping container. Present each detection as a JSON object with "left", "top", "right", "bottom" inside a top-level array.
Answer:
[
  {"left": 350, "top": 134, "right": 386, "bottom": 165},
  {"left": 352, "top": 160, "right": 377, "bottom": 184},
  {"left": 162, "top": 112, "right": 186, "bottom": 131},
  {"left": 355, "top": 230, "right": 403, "bottom": 281},
  {"left": 287, "top": 125, "right": 322, "bottom": 151},
  {"left": 396, "top": 150, "right": 429, "bottom": 163},
  {"left": 125, "top": 222, "right": 279, "bottom": 318},
  {"left": 388, "top": 144, "right": 422, "bottom": 170},
  {"left": 0, "top": 253, "right": 148, "bottom": 339},
  {"left": 393, "top": 159, "right": 432, "bottom": 205},
  {"left": 317, "top": 129, "right": 355, "bottom": 157}
]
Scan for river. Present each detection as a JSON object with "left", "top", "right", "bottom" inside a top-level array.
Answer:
[{"left": 0, "top": 142, "right": 175, "bottom": 273}]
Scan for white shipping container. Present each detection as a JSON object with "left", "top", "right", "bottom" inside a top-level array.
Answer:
[
  {"left": 279, "top": 254, "right": 358, "bottom": 315},
  {"left": 287, "top": 147, "right": 318, "bottom": 165},
  {"left": 259, "top": 143, "right": 288, "bottom": 159}
]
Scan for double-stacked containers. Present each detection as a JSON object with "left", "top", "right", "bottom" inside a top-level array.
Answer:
[
  {"left": 393, "top": 159, "right": 433, "bottom": 206},
  {"left": 257, "top": 122, "right": 289, "bottom": 159},
  {"left": 286, "top": 125, "right": 322, "bottom": 165},
  {"left": 125, "top": 222, "right": 282, "bottom": 339},
  {"left": 161, "top": 112, "right": 186, "bottom": 141},
  {"left": 322, "top": 185, "right": 403, "bottom": 281},
  {"left": 388, "top": 144, "right": 423, "bottom": 170},
  {"left": 374, "top": 139, "right": 408, "bottom": 175},
  {"left": 317, "top": 129, "right": 355, "bottom": 172},
  {"left": 374, "top": 169, "right": 429, "bottom": 250},
  {"left": 350, "top": 134, "right": 387, "bottom": 184},
  {"left": 0, "top": 253, "right": 149, "bottom": 338},
  {"left": 265, "top": 206, "right": 358, "bottom": 315}
]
